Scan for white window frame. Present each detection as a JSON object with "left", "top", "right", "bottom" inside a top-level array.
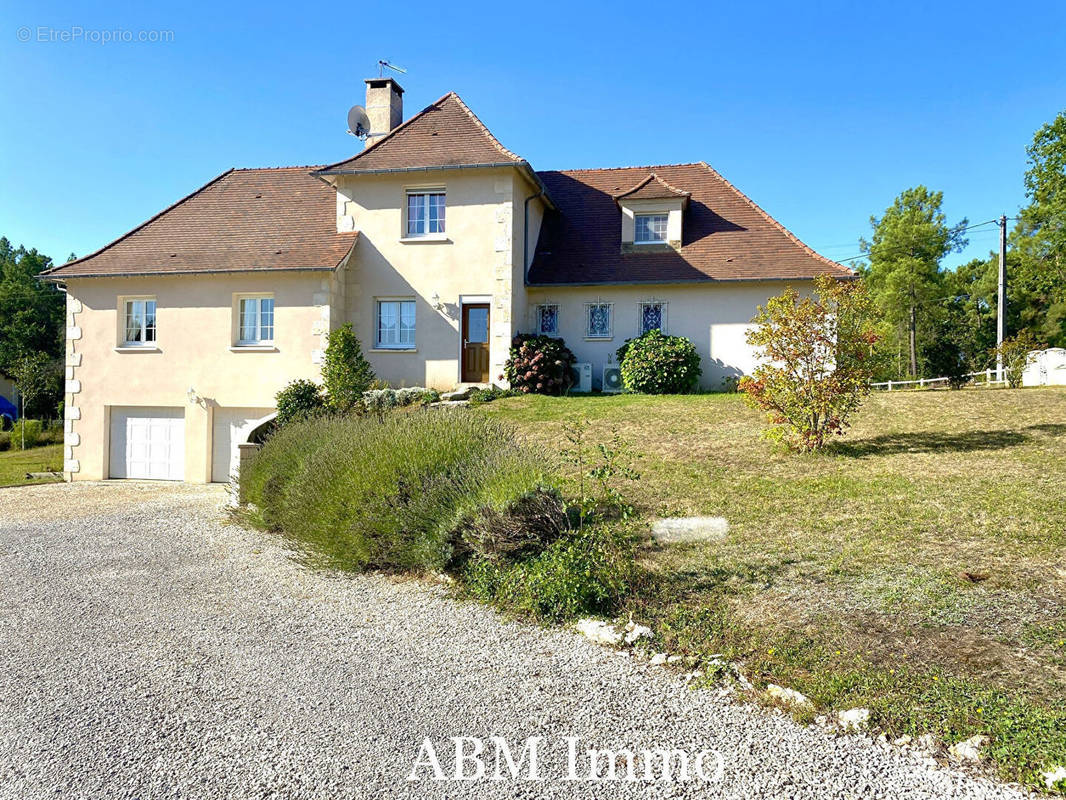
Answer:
[
  {"left": 375, "top": 298, "right": 417, "bottom": 350},
  {"left": 236, "top": 294, "right": 275, "bottom": 346},
  {"left": 121, "top": 297, "right": 157, "bottom": 346},
  {"left": 584, "top": 302, "right": 613, "bottom": 340},
  {"left": 535, "top": 303, "right": 559, "bottom": 335},
  {"left": 639, "top": 301, "right": 668, "bottom": 335},
  {"left": 405, "top": 189, "right": 446, "bottom": 238},
  {"left": 634, "top": 213, "right": 669, "bottom": 244}
]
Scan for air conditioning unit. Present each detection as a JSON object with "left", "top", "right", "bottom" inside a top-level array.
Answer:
[
  {"left": 602, "top": 365, "right": 623, "bottom": 393},
  {"left": 571, "top": 362, "right": 592, "bottom": 393}
]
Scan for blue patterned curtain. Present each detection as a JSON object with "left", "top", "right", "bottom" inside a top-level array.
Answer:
[
  {"left": 641, "top": 303, "right": 663, "bottom": 334},
  {"left": 588, "top": 304, "right": 611, "bottom": 337}
]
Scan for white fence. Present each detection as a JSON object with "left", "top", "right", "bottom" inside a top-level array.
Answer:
[
  {"left": 872, "top": 349, "right": 1066, "bottom": 391},
  {"left": 871, "top": 369, "right": 1007, "bottom": 391}
]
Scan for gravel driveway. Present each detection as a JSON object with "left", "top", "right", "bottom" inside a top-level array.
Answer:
[{"left": 0, "top": 483, "right": 1031, "bottom": 799}]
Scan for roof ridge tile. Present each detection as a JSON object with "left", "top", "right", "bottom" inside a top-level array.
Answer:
[
  {"left": 540, "top": 162, "right": 706, "bottom": 175},
  {"left": 315, "top": 92, "right": 522, "bottom": 174},
  {"left": 316, "top": 91, "right": 457, "bottom": 172},
  {"left": 41, "top": 169, "right": 236, "bottom": 275},
  {"left": 446, "top": 92, "right": 523, "bottom": 162},
  {"left": 695, "top": 161, "right": 850, "bottom": 275},
  {"left": 613, "top": 172, "right": 691, "bottom": 201}
]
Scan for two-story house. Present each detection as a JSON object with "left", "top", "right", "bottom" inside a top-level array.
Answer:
[{"left": 42, "top": 77, "right": 851, "bottom": 484}]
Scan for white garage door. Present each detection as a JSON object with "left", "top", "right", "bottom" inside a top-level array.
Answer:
[
  {"left": 110, "top": 407, "right": 185, "bottom": 480},
  {"left": 211, "top": 408, "right": 272, "bottom": 483}
]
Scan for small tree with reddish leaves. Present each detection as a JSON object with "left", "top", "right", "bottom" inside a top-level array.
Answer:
[{"left": 739, "top": 275, "right": 882, "bottom": 452}]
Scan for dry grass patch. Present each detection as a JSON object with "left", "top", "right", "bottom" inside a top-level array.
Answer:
[{"left": 483, "top": 388, "right": 1066, "bottom": 789}]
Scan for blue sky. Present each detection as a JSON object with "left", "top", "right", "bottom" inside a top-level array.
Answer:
[{"left": 3, "top": 0, "right": 1064, "bottom": 270}]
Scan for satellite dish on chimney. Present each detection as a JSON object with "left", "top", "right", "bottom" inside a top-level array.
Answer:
[{"left": 346, "top": 105, "right": 371, "bottom": 139}]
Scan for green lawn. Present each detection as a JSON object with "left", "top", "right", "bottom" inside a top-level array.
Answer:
[
  {"left": 481, "top": 388, "right": 1066, "bottom": 790},
  {"left": 0, "top": 444, "right": 64, "bottom": 488}
]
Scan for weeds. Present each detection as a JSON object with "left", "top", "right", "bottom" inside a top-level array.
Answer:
[{"left": 561, "top": 419, "right": 641, "bottom": 524}]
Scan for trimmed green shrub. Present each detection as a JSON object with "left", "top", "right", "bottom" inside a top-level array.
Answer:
[
  {"left": 322, "top": 323, "right": 375, "bottom": 411},
  {"left": 241, "top": 410, "right": 561, "bottom": 573},
  {"left": 502, "top": 334, "right": 576, "bottom": 395},
  {"left": 461, "top": 524, "right": 635, "bottom": 622},
  {"left": 275, "top": 379, "right": 325, "bottom": 427},
  {"left": 616, "top": 329, "right": 702, "bottom": 394}
]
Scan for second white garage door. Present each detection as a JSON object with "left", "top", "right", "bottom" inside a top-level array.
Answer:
[
  {"left": 109, "top": 407, "right": 185, "bottom": 480},
  {"left": 211, "top": 408, "right": 273, "bottom": 483}
]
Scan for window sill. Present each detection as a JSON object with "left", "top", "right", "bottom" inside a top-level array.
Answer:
[
  {"left": 114, "top": 345, "right": 160, "bottom": 353},
  {"left": 399, "top": 235, "right": 450, "bottom": 244},
  {"left": 584, "top": 336, "right": 613, "bottom": 342},
  {"left": 369, "top": 348, "right": 418, "bottom": 353},
  {"left": 229, "top": 345, "right": 278, "bottom": 352},
  {"left": 621, "top": 242, "right": 675, "bottom": 253}
]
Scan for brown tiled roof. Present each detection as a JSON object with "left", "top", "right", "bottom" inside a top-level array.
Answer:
[
  {"left": 613, "top": 173, "right": 691, "bottom": 203},
  {"left": 42, "top": 167, "right": 356, "bottom": 279},
  {"left": 316, "top": 93, "right": 524, "bottom": 173},
  {"left": 528, "top": 162, "right": 853, "bottom": 285}
]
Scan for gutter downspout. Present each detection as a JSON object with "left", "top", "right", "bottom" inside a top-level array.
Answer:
[{"left": 523, "top": 188, "right": 545, "bottom": 284}]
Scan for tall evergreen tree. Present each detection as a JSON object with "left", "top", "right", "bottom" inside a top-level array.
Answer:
[
  {"left": 1009, "top": 110, "right": 1066, "bottom": 346},
  {"left": 859, "top": 187, "right": 969, "bottom": 376},
  {"left": 0, "top": 237, "right": 66, "bottom": 373}
]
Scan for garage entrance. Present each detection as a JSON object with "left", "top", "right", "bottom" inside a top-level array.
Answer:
[{"left": 109, "top": 407, "right": 185, "bottom": 480}]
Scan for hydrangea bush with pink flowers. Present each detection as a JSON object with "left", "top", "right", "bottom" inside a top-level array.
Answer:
[{"left": 502, "top": 333, "right": 577, "bottom": 395}]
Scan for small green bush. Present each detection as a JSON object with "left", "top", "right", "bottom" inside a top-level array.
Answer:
[
  {"left": 10, "top": 419, "right": 43, "bottom": 450},
  {"left": 992, "top": 331, "right": 1042, "bottom": 389},
  {"left": 37, "top": 423, "right": 63, "bottom": 446},
  {"left": 503, "top": 334, "right": 576, "bottom": 395},
  {"left": 275, "top": 379, "right": 325, "bottom": 426},
  {"left": 616, "top": 330, "right": 702, "bottom": 394},
  {"left": 322, "top": 323, "right": 375, "bottom": 411},
  {"left": 461, "top": 524, "right": 635, "bottom": 622},
  {"left": 467, "top": 386, "right": 517, "bottom": 406},
  {"left": 242, "top": 410, "right": 561, "bottom": 573},
  {"left": 0, "top": 431, "right": 9, "bottom": 451}
]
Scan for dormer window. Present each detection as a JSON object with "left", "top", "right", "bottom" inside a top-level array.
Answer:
[
  {"left": 613, "top": 173, "right": 690, "bottom": 253},
  {"left": 634, "top": 214, "right": 668, "bottom": 244}
]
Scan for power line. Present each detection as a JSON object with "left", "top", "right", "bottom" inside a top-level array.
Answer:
[{"left": 829, "top": 217, "right": 1019, "bottom": 264}]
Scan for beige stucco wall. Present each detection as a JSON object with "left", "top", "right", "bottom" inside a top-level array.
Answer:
[
  {"left": 63, "top": 271, "right": 327, "bottom": 482},
  {"left": 525, "top": 281, "right": 812, "bottom": 390},
  {"left": 509, "top": 172, "right": 546, "bottom": 377},
  {"left": 336, "top": 167, "right": 539, "bottom": 389}
]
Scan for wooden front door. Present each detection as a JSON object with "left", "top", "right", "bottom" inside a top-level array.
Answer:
[{"left": 461, "top": 303, "right": 490, "bottom": 383}]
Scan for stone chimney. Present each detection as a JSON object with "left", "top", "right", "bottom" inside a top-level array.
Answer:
[{"left": 364, "top": 78, "right": 403, "bottom": 147}]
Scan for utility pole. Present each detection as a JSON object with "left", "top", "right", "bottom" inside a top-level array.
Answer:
[{"left": 996, "top": 214, "right": 1007, "bottom": 382}]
